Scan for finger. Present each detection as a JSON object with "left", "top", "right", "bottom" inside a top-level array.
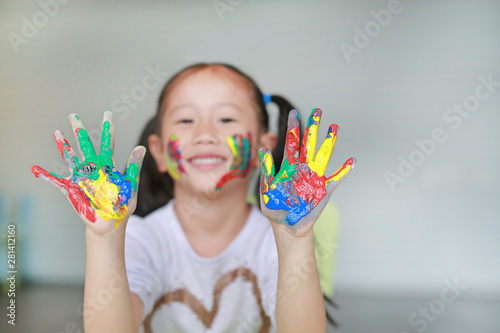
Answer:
[
  {"left": 258, "top": 147, "right": 274, "bottom": 196},
  {"left": 32, "top": 165, "right": 97, "bottom": 222},
  {"left": 100, "top": 111, "right": 116, "bottom": 166},
  {"left": 31, "top": 165, "right": 70, "bottom": 194},
  {"left": 326, "top": 157, "right": 356, "bottom": 185},
  {"left": 284, "top": 109, "right": 300, "bottom": 164},
  {"left": 299, "top": 108, "right": 322, "bottom": 164},
  {"left": 69, "top": 113, "right": 96, "bottom": 160},
  {"left": 258, "top": 147, "right": 274, "bottom": 207},
  {"left": 309, "top": 124, "right": 339, "bottom": 177},
  {"left": 53, "top": 130, "right": 78, "bottom": 173},
  {"left": 125, "top": 145, "right": 147, "bottom": 195}
]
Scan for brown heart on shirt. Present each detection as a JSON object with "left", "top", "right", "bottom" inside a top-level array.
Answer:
[{"left": 143, "top": 267, "right": 271, "bottom": 333}]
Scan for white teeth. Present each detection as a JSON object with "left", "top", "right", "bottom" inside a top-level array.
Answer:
[{"left": 190, "top": 157, "right": 224, "bottom": 165}]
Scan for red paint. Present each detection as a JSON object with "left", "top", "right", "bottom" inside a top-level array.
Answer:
[
  {"left": 294, "top": 167, "right": 329, "bottom": 208},
  {"left": 327, "top": 158, "right": 355, "bottom": 182},
  {"left": 215, "top": 133, "right": 252, "bottom": 190},
  {"left": 286, "top": 126, "right": 300, "bottom": 164},
  {"left": 55, "top": 137, "right": 70, "bottom": 154},
  {"left": 328, "top": 125, "right": 338, "bottom": 139},
  {"left": 31, "top": 165, "right": 97, "bottom": 222},
  {"left": 299, "top": 126, "right": 310, "bottom": 164}
]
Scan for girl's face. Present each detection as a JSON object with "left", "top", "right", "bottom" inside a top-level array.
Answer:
[{"left": 150, "top": 68, "right": 268, "bottom": 194}]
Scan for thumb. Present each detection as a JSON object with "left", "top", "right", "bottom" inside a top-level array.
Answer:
[{"left": 125, "top": 145, "right": 147, "bottom": 197}]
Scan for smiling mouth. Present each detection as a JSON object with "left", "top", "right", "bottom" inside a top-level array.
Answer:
[
  {"left": 187, "top": 156, "right": 228, "bottom": 172},
  {"left": 189, "top": 157, "right": 225, "bottom": 165}
]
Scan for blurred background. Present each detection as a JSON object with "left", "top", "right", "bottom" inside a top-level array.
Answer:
[{"left": 1, "top": 0, "right": 499, "bottom": 332}]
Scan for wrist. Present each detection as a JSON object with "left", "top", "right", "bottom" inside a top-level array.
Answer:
[
  {"left": 271, "top": 223, "right": 315, "bottom": 254},
  {"left": 85, "top": 226, "right": 126, "bottom": 249}
]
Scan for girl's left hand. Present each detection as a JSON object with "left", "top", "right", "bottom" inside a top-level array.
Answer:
[{"left": 259, "top": 108, "right": 356, "bottom": 237}]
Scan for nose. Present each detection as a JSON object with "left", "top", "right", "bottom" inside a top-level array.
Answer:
[{"left": 192, "top": 119, "right": 219, "bottom": 145}]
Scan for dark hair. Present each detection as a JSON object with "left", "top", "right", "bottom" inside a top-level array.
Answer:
[{"left": 132, "top": 63, "right": 338, "bottom": 328}]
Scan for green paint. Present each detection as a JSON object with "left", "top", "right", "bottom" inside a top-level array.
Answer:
[
  {"left": 273, "top": 159, "right": 296, "bottom": 183},
  {"left": 100, "top": 121, "right": 112, "bottom": 158},
  {"left": 77, "top": 127, "right": 95, "bottom": 157},
  {"left": 74, "top": 126, "right": 113, "bottom": 180},
  {"left": 126, "top": 163, "right": 139, "bottom": 191}
]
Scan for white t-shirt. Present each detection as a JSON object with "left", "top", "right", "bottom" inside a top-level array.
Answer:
[{"left": 125, "top": 200, "right": 279, "bottom": 333}]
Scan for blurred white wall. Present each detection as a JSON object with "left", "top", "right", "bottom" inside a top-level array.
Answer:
[{"left": 0, "top": 0, "right": 499, "bottom": 296}]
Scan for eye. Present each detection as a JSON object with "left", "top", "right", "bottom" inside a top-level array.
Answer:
[
  {"left": 220, "top": 118, "right": 234, "bottom": 123},
  {"left": 177, "top": 119, "right": 193, "bottom": 124}
]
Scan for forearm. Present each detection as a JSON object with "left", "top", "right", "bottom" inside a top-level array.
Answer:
[
  {"left": 84, "top": 229, "right": 136, "bottom": 333},
  {"left": 272, "top": 225, "right": 327, "bottom": 333}
]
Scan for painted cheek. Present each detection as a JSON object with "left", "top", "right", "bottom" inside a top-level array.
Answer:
[
  {"left": 214, "top": 133, "right": 252, "bottom": 191},
  {"left": 165, "top": 135, "right": 185, "bottom": 180}
]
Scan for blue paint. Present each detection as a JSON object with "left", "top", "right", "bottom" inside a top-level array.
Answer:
[
  {"left": 108, "top": 169, "right": 132, "bottom": 205},
  {"left": 265, "top": 182, "right": 311, "bottom": 225}
]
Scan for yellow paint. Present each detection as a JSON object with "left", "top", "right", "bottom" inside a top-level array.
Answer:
[
  {"left": 79, "top": 169, "right": 128, "bottom": 224},
  {"left": 274, "top": 170, "right": 289, "bottom": 182},
  {"left": 228, "top": 136, "right": 238, "bottom": 156},
  {"left": 305, "top": 115, "right": 320, "bottom": 164},
  {"left": 309, "top": 130, "right": 337, "bottom": 177},
  {"left": 327, "top": 163, "right": 352, "bottom": 184},
  {"left": 263, "top": 194, "right": 269, "bottom": 204},
  {"left": 262, "top": 152, "right": 273, "bottom": 176},
  {"left": 165, "top": 151, "right": 180, "bottom": 180}
]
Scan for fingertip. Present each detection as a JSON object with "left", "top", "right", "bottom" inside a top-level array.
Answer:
[
  {"left": 131, "top": 145, "right": 147, "bottom": 166},
  {"left": 136, "top": 145, "right": 147, "bottom": 154},
  {"left": 311, "top": 108, "right": 323, "bottom": 118},
  {"left": 348, "top": 157, "right": 357, "bottom": 169},
  {"left": 305, "top": 108, "right": 322, "bottom": 129},
  {"left": 258, "top": 146, "right": 270, "bottom": 154},
  {"left": 328, "top": 124, "right": 339, "bottom": 136},
  {"left": 103, "top": 110, "right": 114, "bottom": 123},
  {"left": 68, "top": 113, "right": 84, "bottom": 132},
  {"left": 31, "top": 165, "right": 41, "bottom": 176}
]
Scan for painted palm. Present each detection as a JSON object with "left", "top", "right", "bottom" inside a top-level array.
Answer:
[
  {"left": 259, "top": 109, "right": 356, "bottom": 229},
  {"left": 31, "top": 111, "right": 145, "bottom": 228}
]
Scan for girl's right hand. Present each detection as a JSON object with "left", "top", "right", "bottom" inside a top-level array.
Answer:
[{"left": 31, "top": 111, "right": 146, "bottom": 237}]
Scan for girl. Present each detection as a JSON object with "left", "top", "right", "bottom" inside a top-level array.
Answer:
[{"left": 31, "top": 63, "right": 355, "bottom": 333}]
